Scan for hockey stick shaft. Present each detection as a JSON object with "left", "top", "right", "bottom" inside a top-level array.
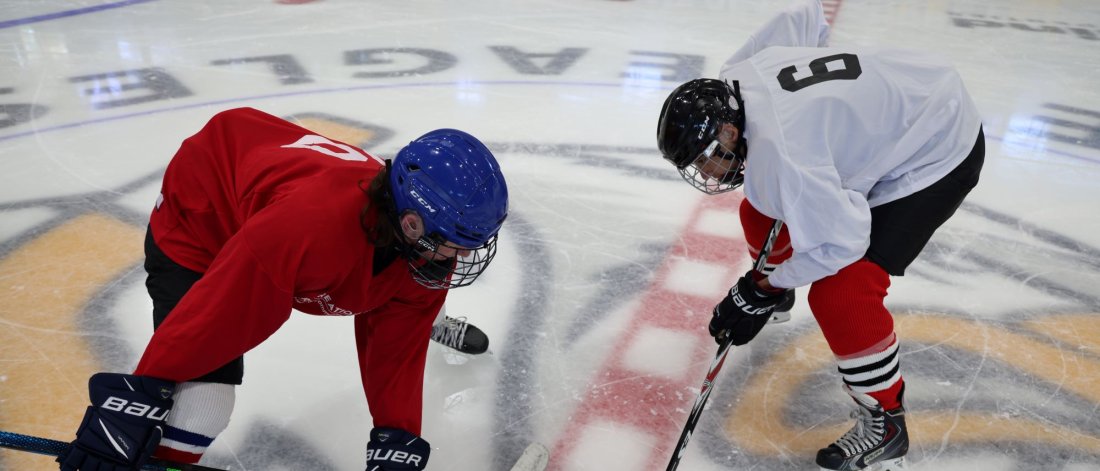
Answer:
[
  {"left": 665, "top": 219, "right": 784, "bottom": 471},
  {"left": 0, "top": 429, "right": 225, "bottom": 471}
]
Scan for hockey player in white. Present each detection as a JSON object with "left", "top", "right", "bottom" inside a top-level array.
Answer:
[{"left": 656, "top": 1, "right": 984, "bottom": 470}]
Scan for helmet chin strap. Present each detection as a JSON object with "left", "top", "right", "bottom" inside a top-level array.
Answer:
[
  {"left": 391, "top": 221, "right": 427, "bottom": 262},
  {"left": 389, "top": 209, "right": 460, "bottom": 286},
  {"left": 727, "top": 80, "right": 744, "bottom": 112},
  {"left": 726, "top": 80, "right": 749, "bottom": 177},
  {"left": 379, "top": 163, "right": 431, "bottom": 262}
]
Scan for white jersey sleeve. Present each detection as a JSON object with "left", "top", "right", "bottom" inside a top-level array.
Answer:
[
  {"left": 720, "top": 0, "right": 830, "bottom": 71},
  {"left": 721, "top": 45, "right": 982, "bottom": 289},
  {"left": 738, "top": 118, "right": 872, "bottom": 290}
]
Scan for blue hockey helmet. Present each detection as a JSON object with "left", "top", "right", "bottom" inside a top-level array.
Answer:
[{"left": 389, "top": 129, "right": 509, "bottom": 289}]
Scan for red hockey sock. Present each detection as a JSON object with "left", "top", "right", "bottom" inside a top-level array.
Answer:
[
  {"left": 869, "top": 378, "right": 906, "bottom": 411},
  {"left": 809, "top": 259, "right": 904, "bottom": 410},
  {"left": 836, "top": 335, "right": 906, "bottom": 411},
  {"left": 808, "top": 259, "right": 893, "bottom": 355},
  {"left": 154, "top": 445, "right": 204, "bottom": 464}
]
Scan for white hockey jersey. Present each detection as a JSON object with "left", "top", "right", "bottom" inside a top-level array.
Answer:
[{"left": 719, "top": 0, "right": 983, "bottom": 288}]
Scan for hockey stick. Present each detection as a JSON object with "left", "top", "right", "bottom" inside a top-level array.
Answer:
[
  {"left": 3, "top": 428, "right": 548, "bottom": 471},
  {"left": 664, "top": 218, "right": 784, "bottom": 471},
  {"left": 508, "top": 442, "right": 549, "bottom": 471},
  {"left": 0, "top": 429, "right": 224, "bottom": 471}
]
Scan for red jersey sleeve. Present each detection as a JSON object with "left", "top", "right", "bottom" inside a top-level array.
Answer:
[
  {"left": 134, "top": 230, "right": 294, "bottom": 381},
  {"left": 354, "top": 285, "right": 446, "bottom": 436},
  {"left": 135, "top": 170, "right": 359, "bottom": 381}
]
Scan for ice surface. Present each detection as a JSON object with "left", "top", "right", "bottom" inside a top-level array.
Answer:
[{"left": 1, "top": 0, "right": 1098, "bottom": 470}]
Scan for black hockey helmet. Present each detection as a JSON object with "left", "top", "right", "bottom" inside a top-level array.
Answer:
[{"left": 656, "top": 78, "right": 748, "bottom": 194}]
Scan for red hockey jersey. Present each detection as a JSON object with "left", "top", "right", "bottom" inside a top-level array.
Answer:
[{"left": 135, "top": 107, "right": 445, "bottom": 435}]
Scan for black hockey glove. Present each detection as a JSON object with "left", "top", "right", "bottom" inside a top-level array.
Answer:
[
  {"left": 709, "top": 270, "right": 790, "bottom": 345},
  {"left": 366, "top": 427, "right": 431, "bottom": 471},
  {"left": 57, "top": 372, "right": 175, "bottom": 471}
]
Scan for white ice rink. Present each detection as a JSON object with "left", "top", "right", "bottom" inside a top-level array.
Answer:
[{"left": 1, "top": 0, "right": 1099, "bottom": 470}]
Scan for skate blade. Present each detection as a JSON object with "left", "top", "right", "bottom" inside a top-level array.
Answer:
[
  {"left": 441, "top": 349, "right": 471, "bottom": 365},
  {"left": 508, "top": 442, "right": 549, "bottom": 471},
  {"left": 768, "top": 311, "right": 791, "bottom": 324},
  {"left": 875, "top": 457, "right": 906, "bottom": 471},
  {"left": 816, "top": 456, "right": 905, "bottom": 471}
]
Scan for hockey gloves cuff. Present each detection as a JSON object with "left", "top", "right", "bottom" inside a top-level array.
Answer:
[
  {"left": 709, "top": 270, "right": 789, "bottom": 345},
  {"left": 366, "top": 427, "right": 430, "bottom": 471},
  {"left": 57, "top": 372, "right": 175, "bottom": 471}
]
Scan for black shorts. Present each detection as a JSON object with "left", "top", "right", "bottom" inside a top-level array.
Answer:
[
  {"left": 865, "top": 127, "right": 985, "bottom": 276},
  {"left": 144, "top": 228, "right": 244, "bottom": 384}
]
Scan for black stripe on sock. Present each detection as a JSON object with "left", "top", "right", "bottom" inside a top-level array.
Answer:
[
  {"left": 842, "top": 362, "right": 901, "bottom": 388},
  {"left": 837, "top": 348, "right": 898, "bottom": 376}
]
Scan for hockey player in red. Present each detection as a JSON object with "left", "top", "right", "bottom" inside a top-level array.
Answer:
[
  {"left": 656, "top": 1, "right": 983, "bottom": 470},
  {"left": 57, "top": 107, "right": 508, "bottom": 471}
]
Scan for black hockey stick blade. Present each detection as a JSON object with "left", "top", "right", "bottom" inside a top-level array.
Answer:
[
  {"left": 0, "top": 429, "right": 225, "bottom": 471},
  {"left": 508, "top": 442, "right": 549, "bottom": 471},
  {"left": 665, "top": 219, "right": 784, "bottom": 471}
]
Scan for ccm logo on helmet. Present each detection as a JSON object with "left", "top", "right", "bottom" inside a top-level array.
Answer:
[
  {"left": 409, "top": 189, "right": 436, "bottom": 213},
  {"left": 367, "top": 449, "right": 423, "bottom": 466},
  {"left": 698, "top": 115, "right": 710, "bottom": 139},
  {"left": 100, "top": 396, "right": 170, "bottom": 421}
]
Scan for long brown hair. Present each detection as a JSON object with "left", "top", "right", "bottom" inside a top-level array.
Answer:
[{"left": 359, "top": 168, "right": 399, "bottom": 247}]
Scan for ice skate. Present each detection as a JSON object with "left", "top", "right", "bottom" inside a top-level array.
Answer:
[
  {"left": 816, "top": 386, "right": 908, "bottom": 471},
  {"left": 431, "top": 316, "right": 490, "bottom": 355}
]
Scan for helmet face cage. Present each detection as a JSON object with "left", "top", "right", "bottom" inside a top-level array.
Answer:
[
  {"left": 678, "top": 138, "right": 745, "bottom": 194},
  {"left": 384, "top": 205, "right": 502, "bottom": 290},
  {"left": 405, "top": 230, "right": 498, "bottom": 290}
]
